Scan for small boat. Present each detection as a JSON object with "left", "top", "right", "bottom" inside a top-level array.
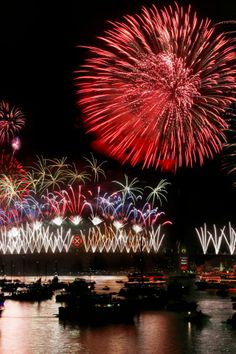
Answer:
[
  {"left": 184, "top": 310, "right": 211, "bottom": 323},
  {"left": 102, "top": 286, "right": 110, "bottom": 291},
  {"left": 6, "top": 279, "right": 53, "bottom": 302},
  {"left": 118, "top": 282, "right": 167, "bottom": 310},
  {"left": 0, "top": 293, "right": 5, "bottom": 315},
  {"left": 216, "top": 288, "right": 229, "bottom": 297},
  {"left": 58, "top": 294, "right": 136, "bottom": 324},
  {"left": 226, "top": 313, "right": 236, "bottom": 327}
]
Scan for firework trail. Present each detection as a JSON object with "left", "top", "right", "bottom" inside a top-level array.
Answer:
[{"left": 76, "top": 3, "right": 236, "bottom": 171}]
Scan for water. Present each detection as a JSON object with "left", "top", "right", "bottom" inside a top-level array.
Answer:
[{"left": 0, "top": 276, "right": 236, "bottom": 354}]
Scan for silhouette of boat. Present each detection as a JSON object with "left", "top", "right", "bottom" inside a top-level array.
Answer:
[
  {"left": 5, "top": 278, "right": 53, "bottom": 302},
  {"left": 225, "top": 312, "right": 236, "bottom": 327},
  {"left": 118, "top": 281, "right": 167, "bottom": 310},
  {"left": 0, "top": 293, "right": 5, "bottom": 315},
  {"left": 58, "top": 293, "right": 136, "bottom": 324},
  {"left": 184, "top": 310, "right": 211, "bottom": 323},
  {"left": 102, "top": 286, "right": 110, "bottom": 291}
]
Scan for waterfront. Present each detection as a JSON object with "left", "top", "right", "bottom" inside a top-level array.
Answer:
[{"left": 0, "top": 275, "right": 236, "bottom": 353}]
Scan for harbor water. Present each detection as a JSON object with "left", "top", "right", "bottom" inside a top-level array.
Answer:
[{"left": 0, "top": 275, "right": 236, "bottom": 354}]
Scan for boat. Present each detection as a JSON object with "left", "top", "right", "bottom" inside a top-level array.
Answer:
[
  {"left": 195, "top": 271, "right": 236, "bottom": 291},
  {"left": 55, "top": 278, "right": 95, "bottom": 303},
  {"left": 226, "top": 312, "right": 236, "bottom": 327},
  {"left": 118, "top": 281, "right": 168, "bottom": 310},
  {"left": 58, "top": 293, "right": 136, "bottom": 324},
  {"left": 5, "top": 278, "right": 53, "bottom": 301},
  {"left": 102, "top": 286, "right": 110, "bottom": 291},
  {"left": 184, "top": 310, "right": 211, "bottom": 323},
  {"left": 0, "top": 293, "right": 5, "bottom": 315},
  {"left": 127, "top": 272, "right": 167, "bottom": 287}
]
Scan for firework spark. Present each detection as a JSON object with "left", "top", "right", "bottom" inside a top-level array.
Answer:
[
  {"left": 112, "top": 174, "right": 143, "bottom": 202},
  {"left": 80, "top": 224, "right": 165, "bottom": 253},
  {"left": 0, "top": 101, "right": 26, "bottom": 144},
  {"left": 84, "top": 153, "right": 106, "bottom": 182},
  {"left": 196, "top": 222, "right": 236, "bottom": 255},
  {"left": 0, "top": 154, "right": 30, "bottom": 207},
  {"left": 76, "top": 3, "right": 236, "bottom": 171},
  {"left": 145, "top": 179, "right": 171, "bottom": 206},
  {"left": 0, "top": 222, "right": 73, "bottom": 254}
]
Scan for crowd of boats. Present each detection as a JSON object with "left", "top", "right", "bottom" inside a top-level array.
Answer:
[{"left": 0, "top": 270, "right": 236, "bottom": 326}]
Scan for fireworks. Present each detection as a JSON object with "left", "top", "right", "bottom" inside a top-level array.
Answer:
[
  {"left": 0, "top": 151, "right": 171, "bottom": 254},
  {"left": 0, "top": 222, "right": 73, "bottom": 254},
  {"left": 84, "top": 153, "right": 106, "bottom": 182},
  {"left": 0, "top": 154, "right": 30, "bottom": 207},
  {"left": 80, "top": 224, "right": 165, "bottom": 253},
  {"left": 26, "top": 155, "right": 106, "bottom": 195},
  {"left": 196, "top": 222, "right": 236, "bottom": 255},
  {"left": 76, "top": 3, "right": 236, "bottom": 171},
  {"left": 145, "top": 179, "right": 171, "bottom": 206},
  {"left": 112, "top": 175, "right": 143, "bottom": 202},
  {"left": 0, "top": 101, "right": 26, "bottom": 145}
]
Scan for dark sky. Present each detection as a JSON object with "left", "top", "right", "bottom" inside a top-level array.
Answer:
[{"left": 0, "top": 0, "right": 236, "bottom": 246}]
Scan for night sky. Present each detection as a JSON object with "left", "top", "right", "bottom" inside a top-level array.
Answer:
[{"left": 0, "top": 0, "right": 236, "bottom": 248}]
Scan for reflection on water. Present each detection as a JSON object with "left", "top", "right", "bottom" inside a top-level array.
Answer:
[{"left": 0, "top": 276, "right": 236, "bottom": 353}]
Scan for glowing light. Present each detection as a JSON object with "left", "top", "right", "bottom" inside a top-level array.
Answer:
[
  {"left": 8, "top": 227, "right": 20, "bottom": 238},
  {"left": 113, "top": 220, "right": 124, "bottom": 230},
  {"left": 132, "top": 224, "right": 143, "bottom": 234},
  {"left": 69, "top": 215, "right": 83, "bottom": 226},
  {"left": 91, "top": 216, "right": 103, "bottom": 226},
  {"left": 52, "top": 216, "right": 64, "bottom": 226},
  {"left": 11, "top": 136, "right": 21, "bottom": 152},
  {"left": 32, "top": 221, "right": 42, "bottom": 230}
]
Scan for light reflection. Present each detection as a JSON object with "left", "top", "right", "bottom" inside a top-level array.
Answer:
[{"left": 0, "top": 276, "right": 235, "bottom": 353}]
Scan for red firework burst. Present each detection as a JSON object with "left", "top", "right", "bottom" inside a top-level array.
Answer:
[
  {"left": 0, "top": 100, "right": 26, "bottom": 145},
  {"left": 76, "top": 3, "right": 236, "bottom": 171}
]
